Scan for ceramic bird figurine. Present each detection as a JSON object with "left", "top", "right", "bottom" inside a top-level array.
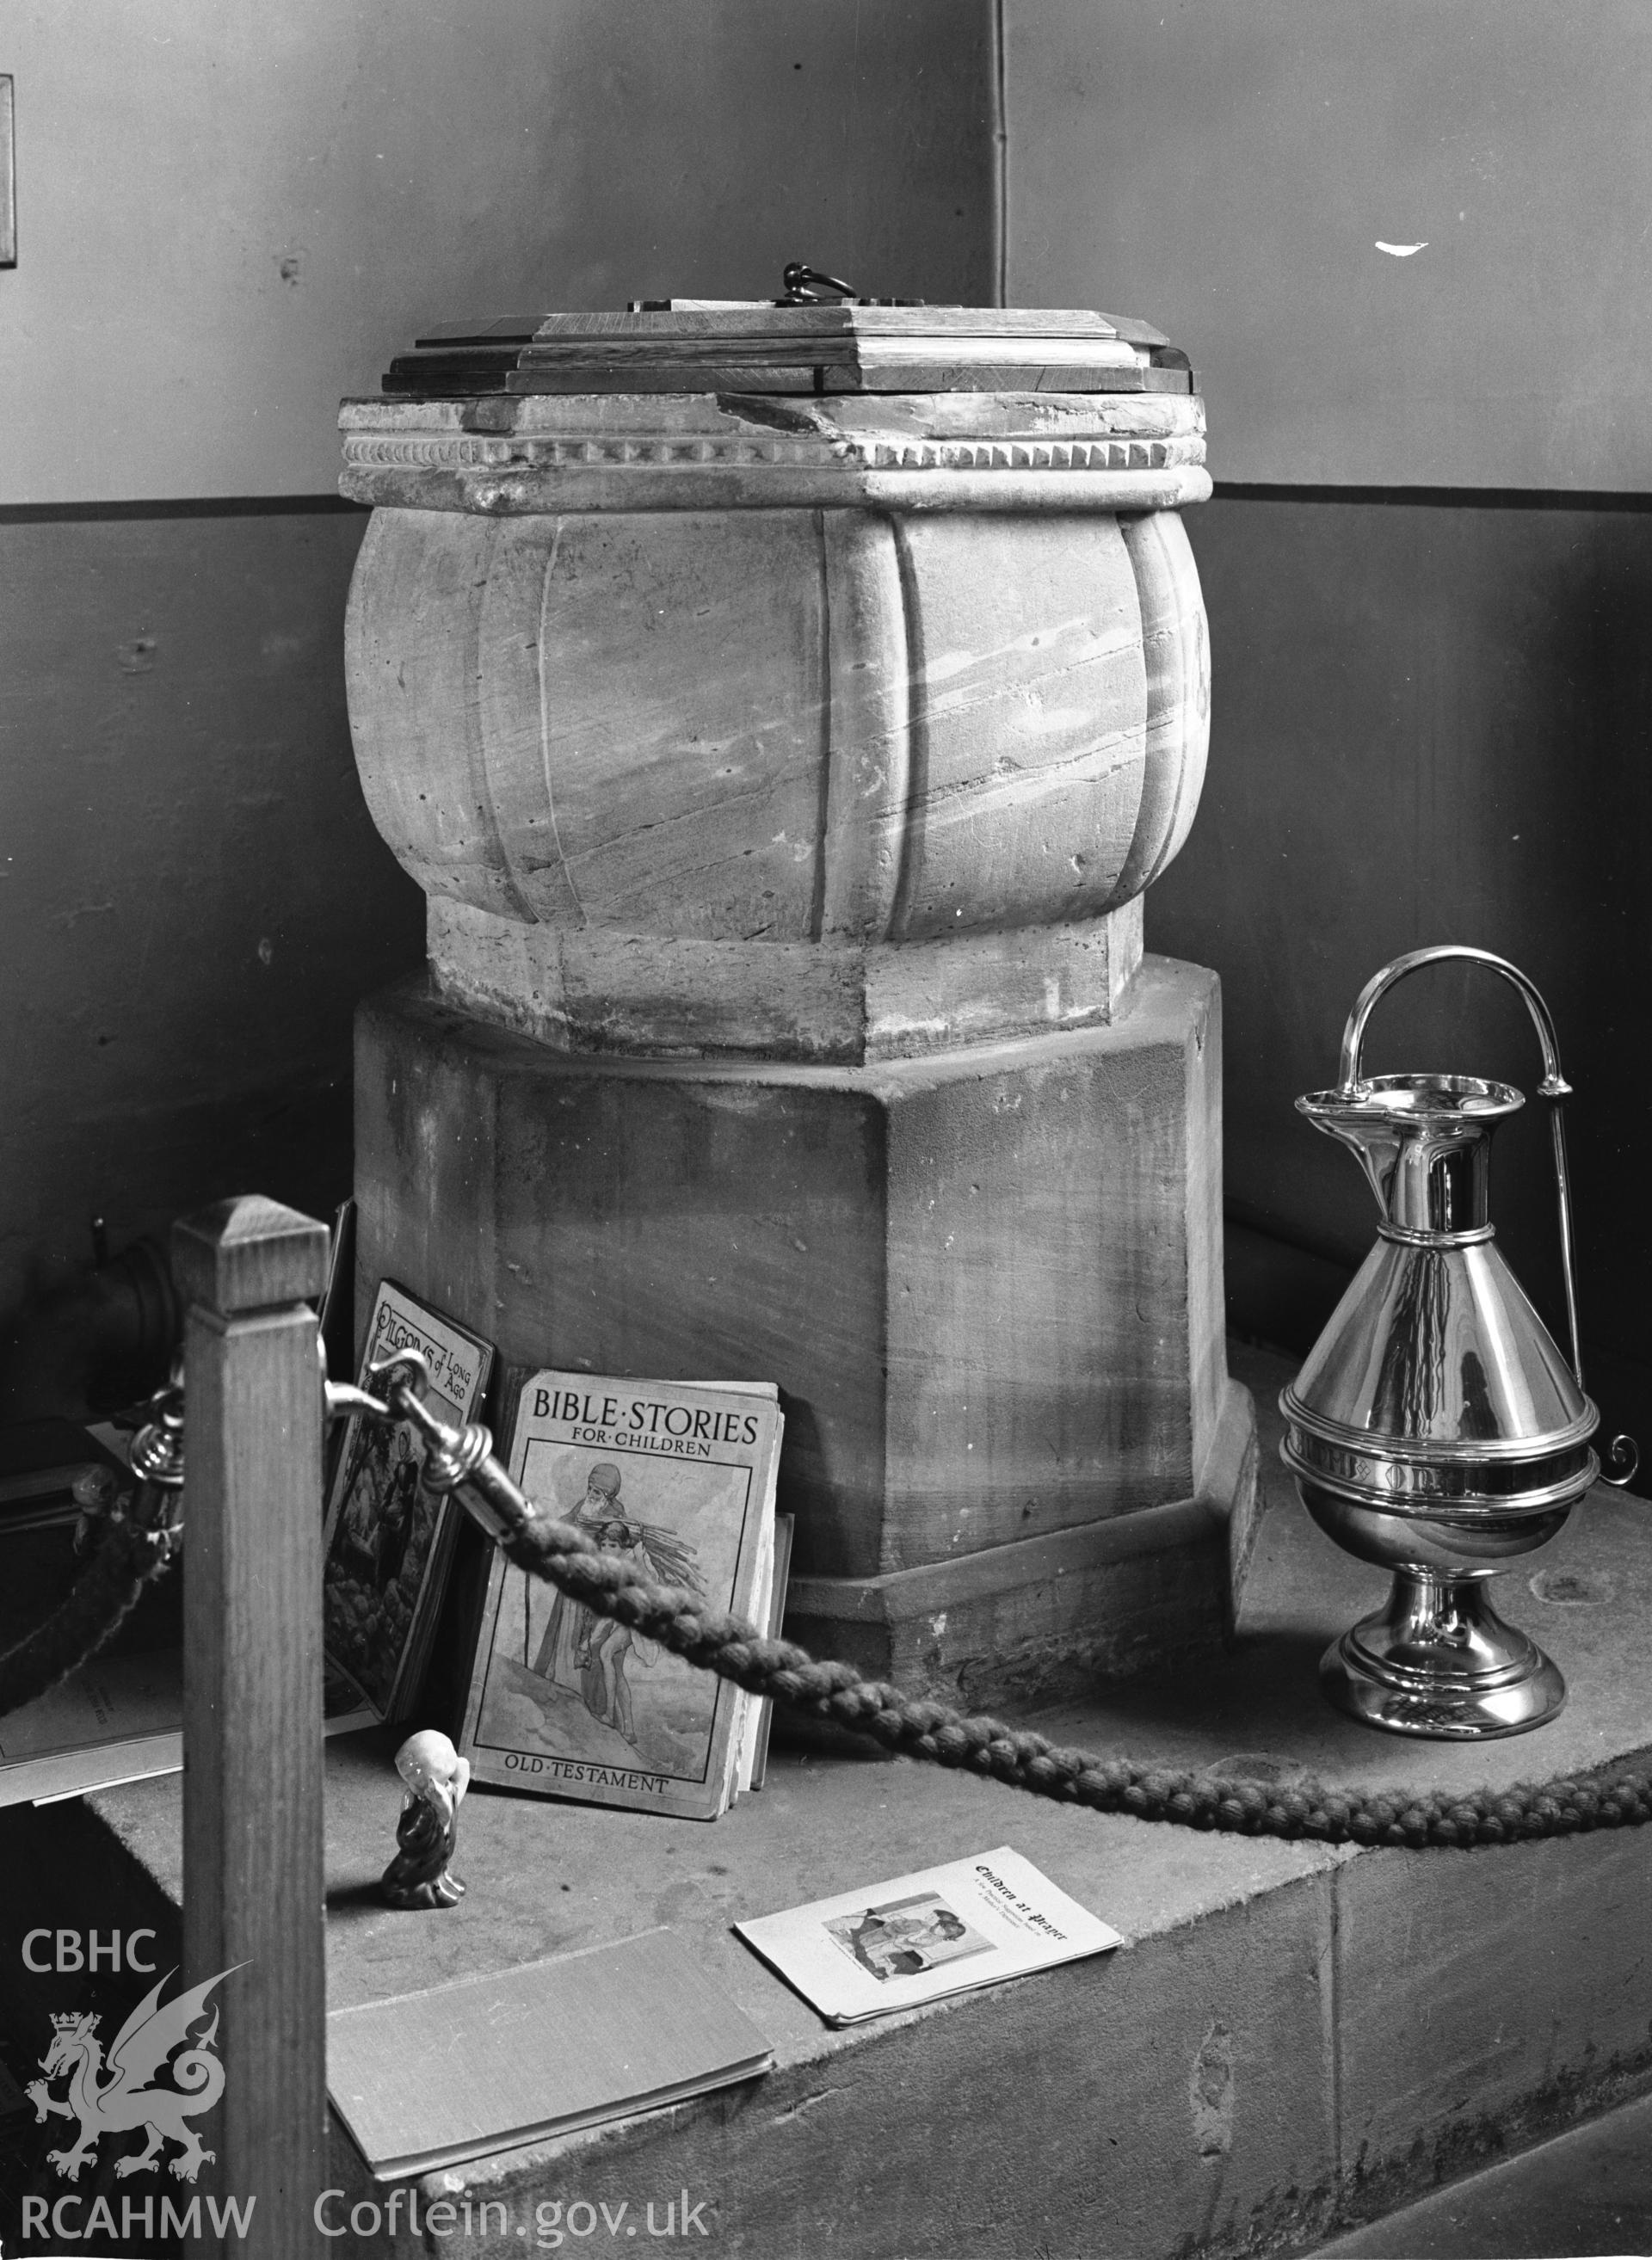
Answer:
[{"left": 380, "top": 1729, "right": 471, "bottom": 1910}]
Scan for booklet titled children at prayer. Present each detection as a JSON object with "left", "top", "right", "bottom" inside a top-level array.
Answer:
[
  {"left": 734, "top": 1847, "right": 1123, "bottom": 2026},
  {"left": 456, "top": 1370, "right": 784, "bottom": 1821}
]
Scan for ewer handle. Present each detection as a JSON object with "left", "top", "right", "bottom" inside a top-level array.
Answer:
[
  {"left": 1335, "top": 946, "right": 1637, "bottom": 1485},
  {"left": 1339, "top": 944, "right": 1592, "bottom": 1385},
  {"left": 1339, "top": 944, "right": 1569, "bottom": 1099}
]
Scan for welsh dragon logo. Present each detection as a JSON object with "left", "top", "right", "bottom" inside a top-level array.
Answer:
[{"left": 25, "top": 1966, "right": 236, "bottom": 2184}]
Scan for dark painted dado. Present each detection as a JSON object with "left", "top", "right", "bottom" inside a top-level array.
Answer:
[
  {"left": 1155, "top": 493, "right": 1652, "bottom": 1449},
  {"left": 0, "top": 504, "right": 421, "bottom": 1325}
]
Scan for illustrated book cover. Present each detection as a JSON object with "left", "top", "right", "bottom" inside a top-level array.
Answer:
[
  {"left": 327, "top": 1927, "right": 773, "bottom": 2181},
  {"left": 456, "top": 1370, "right": 783, "bottom": 1820},
  {"left": 733, "top": 1845, "right": 1122, "bottom": 2025},
  {"left": 322, "top": 1283, "right": 495, "bottom": 1733}
]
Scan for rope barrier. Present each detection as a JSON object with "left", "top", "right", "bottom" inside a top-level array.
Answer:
[
  {"left": 8, "top": 1361, "right": 1648, "bottom": 1855},
  {"left": 0, "top": 1510, "right": 171, "bottom": 1721},
  {"left": 493, "top": 1504, "right": 1652, "bottom": 1852},
  {"left": 0, "top": 1401, "right": 182, "bottom": 1724}
]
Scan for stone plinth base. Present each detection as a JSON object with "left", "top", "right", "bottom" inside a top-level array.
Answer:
[
  {"left": 786, "top": 1373, "right": 1256, "bottom": 1708},
  {"left": 428, "top": 893, "right": 1143, "bottom": 1066},
  {"left": 354, "top": 953, "right": 1255, "bottom": 1703}
]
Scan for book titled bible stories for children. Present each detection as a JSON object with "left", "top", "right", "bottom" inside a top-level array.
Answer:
[{"left": 456, "top": 1370, "right": 784, "bottom": 1821}]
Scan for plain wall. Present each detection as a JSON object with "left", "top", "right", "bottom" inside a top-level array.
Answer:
[
  {"left": 0, "top": 505, "right": 394, "bottom": 1313},
  {"left": 0, "top": 0, "right": 997, "bottom": 1327},
  {"left": 3, "top": 0, "right": 996, "bottom": 503},
  {"left": 1003, "top": 3, "right": 1652, "bottom": 1447},
  {"left": 1006, "top": 0, "right": 1652, "bottom": 490}
]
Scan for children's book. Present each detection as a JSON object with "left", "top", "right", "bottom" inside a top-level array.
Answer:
[
  {"left": 328, "top": 1928, "right": 773, "bottom": 2181},
  {"left": 456, "top": 1371, "right": 783, "bottom": 1820},
  {"left": 322, "top": 1284, "right": 495, "bottom": 1733},
  {"left": 734, "top": 1845, "right": 1122, "bottom": 2026}
]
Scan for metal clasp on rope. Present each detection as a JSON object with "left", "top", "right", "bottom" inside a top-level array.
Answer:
[
  {"left": 327, "top": 1348, "right": 539, "bottom": 1544},
  {"left": 96, "top": 1360, "right": 187, "bottom": 1568}
]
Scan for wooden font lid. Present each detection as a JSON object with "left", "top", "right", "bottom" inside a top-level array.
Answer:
[{"left": 382, "top": 296, "right": 1194, "bottom": 400}]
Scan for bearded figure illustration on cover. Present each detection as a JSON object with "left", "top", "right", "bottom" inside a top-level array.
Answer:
[{"left": 525, "top": 1462, "right": 706, "bottom": 1748}]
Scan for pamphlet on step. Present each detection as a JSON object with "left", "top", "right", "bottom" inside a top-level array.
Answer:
[{"left": 734, "top": 1845, "right": 1122, "bottom": 2025}]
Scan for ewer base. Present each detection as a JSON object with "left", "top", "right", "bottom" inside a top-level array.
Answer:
[{"left": 1321, "top": 1567, "right": 1566, "bottom": 1740}]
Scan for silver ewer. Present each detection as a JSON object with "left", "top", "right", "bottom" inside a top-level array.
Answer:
[{"left": 1280, "top": 945, "right": 1635, "bottom": 1740}]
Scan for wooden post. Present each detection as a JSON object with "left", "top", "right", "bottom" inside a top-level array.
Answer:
[{"left": 173, "top": 1196, "right": 330, "bottom": 2260}]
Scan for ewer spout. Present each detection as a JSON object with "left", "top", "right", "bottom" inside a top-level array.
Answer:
[{"left": 1297, "top": 1071, "right": 1523, "bottom": 1240}]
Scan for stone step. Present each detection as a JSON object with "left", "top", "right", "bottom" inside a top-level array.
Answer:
[
  {"left": 1312, "top": 2085, "right": 1652, "bottom": 2258},
  {"left": 30, "top": 1344, "right": 1652, "bottom": 2257}
]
